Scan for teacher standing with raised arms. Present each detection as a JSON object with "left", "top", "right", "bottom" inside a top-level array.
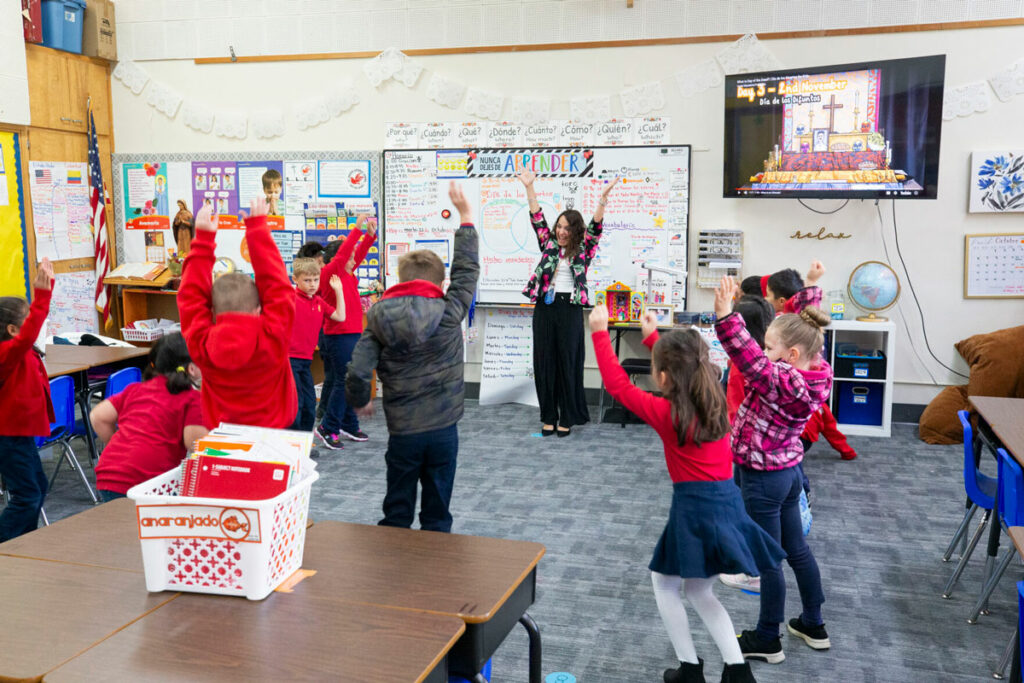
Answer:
[{"left": 519, "top": 170, "right": 619, "bottom": 437}]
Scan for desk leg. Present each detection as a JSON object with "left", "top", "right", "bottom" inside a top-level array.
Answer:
[{"left": 519, "top": 613, "right": 542, "bottom": 683}]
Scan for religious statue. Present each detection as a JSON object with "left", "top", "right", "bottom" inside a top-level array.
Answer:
[{"left": 172, "top": 200, "right": 194, "bottom": 255}]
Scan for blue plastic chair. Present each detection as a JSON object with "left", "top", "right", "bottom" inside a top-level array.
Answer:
[
  {"left": 37, "top": 375, "right": 98, "bottom": 504},
  {"left": 942, "top": 411, "right": 998, "bottom": 598},
  {"left": 73, "top": 366, "right": 142, "bottom": 462},
  {"left": 968, "top": 449, "right": 1024, "bottom": 625},
  {"left": 448, "top": 659, "right": 491, "bottom": 683}
]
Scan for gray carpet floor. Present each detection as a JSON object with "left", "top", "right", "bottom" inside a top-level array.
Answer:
[{"left": 26, "top": 401, "right": 1021, "bottom": 682}]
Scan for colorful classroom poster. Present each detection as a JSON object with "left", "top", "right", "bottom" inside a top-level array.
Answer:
[
  {"left": 28, "top": 161, "right": 94, "bottom": 262},
  {"left": 317, "top": 160, "right": 371, "bottom": 198},
  {"left": 191, "top": 161, "right": 240, "bottom": 228},
  {"left": 283, "top": 161, "right": 316, "bottom": 215},
  {"left": 49, "top": 271, "right": 99, "bottom": 335},
  {"left": 0, "top": 133, "right": 28, "bottom": 297},
  {"left": 122, "top": 161, "right": 171, "bottom": 231},
  {"left": 238, "top": 160, "right": 284, "bottom": 208}
]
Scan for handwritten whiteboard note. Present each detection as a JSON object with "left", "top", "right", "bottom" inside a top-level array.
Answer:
[
  {"left": 29, "top": 162, "right": 95, "bottom": 262},
  {"left": 49, "top": 271, "right": 99, "bottom": 336},
  {"left": 965, "top": 233, "right": 1024, "bottom": 298},
  {"left": 479, "top": 307, "right": 538, "bottom": 407}
]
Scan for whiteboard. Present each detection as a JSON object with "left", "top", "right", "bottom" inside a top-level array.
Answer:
[
  {"left": 383, "top": 146, "right": 690, "bottom": 306},
  {"left": 964, "top": 232, "right": 1024, "bottom": 298}
]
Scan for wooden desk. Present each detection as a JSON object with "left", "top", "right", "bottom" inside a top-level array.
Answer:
[
  {"left": 45, "top": 593, "right": 465, "bottom": 683},
  {"left": 0, "top": 498, "right": 143, "bottom": 572},
  {"left": 970, "top": 397, "right": 1024, "bottom": 464},
  {"left": 0, "top": 555, "right": 176, "bottom": 681},
  {"left": 44, "top": 360, "right": 90, "bottom": 379},
  {"left": 299, "top": 521, "right": 546, "bottom": 682},
  {"left": 44, "top": 345, "right": 150, "bottom": 367}
]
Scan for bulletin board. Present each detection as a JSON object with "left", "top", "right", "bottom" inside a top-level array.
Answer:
[
  {"left": 0, "top": 131, "right": 29, "bottom": 298},
  {"left": 382, "top": 146, "right": 690, "bottom": 306},
  {"left": 964, "top": 232, "right": 1024, "bottom": 298},
  {"left": 112, "top": 151, "right": 382, "bottom": 280}
]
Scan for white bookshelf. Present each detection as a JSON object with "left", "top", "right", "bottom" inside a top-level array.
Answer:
[{"left": 824, "top": 319, "right": 895, "bottom": 438}]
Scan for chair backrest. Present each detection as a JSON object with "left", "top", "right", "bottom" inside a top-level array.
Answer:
[
  {"left": 959, "top": 410, "right": 991, "bottom": 507},
  {"left": 998, "top": 448, "right": 1024, "bottom": 528},
  {"left": 105, "top": 367, "right": 142, "bottom": 398},
  {"left": 48, "top": 374, "right": 76, "bottom": 434}
]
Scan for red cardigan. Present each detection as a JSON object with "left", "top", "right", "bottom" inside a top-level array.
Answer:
[
  {"left": 592, "top": 328, "right": 733, "bottom": 483},
  {"left": 0, "top": 287, "right": 54, "bottom": 437},
  {"left": 178, "top": 215, "right": 297, "bottom": 429},
  {"left": 319, "top": 228, "right": 374, "bottom": 335}
]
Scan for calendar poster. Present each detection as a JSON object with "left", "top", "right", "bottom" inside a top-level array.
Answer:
[{"left": 964, "top": 233, "right": 1024, "bottom": 298}]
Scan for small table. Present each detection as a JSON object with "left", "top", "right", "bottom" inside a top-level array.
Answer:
[
  {"left": 45, "top": 360, "right": 90, "bottom": 379},
  {"left": 0, "top": 498, "right": 143, "bottom": 572},
  {"left": 0, "top": 555, "right": 176, "bottom": 681},
  {"left": 299, "top": 521, "right": 546, "bottom": 683},
  {"left": 45, "top": 592, "right": 465, "bottom": 683}
]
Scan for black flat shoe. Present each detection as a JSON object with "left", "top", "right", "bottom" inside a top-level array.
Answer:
[
  {"left": 556, "top": 427, "right": 571, "bottom": 438},
  {"left": 541, "top": 426, "right": 555, "bottom": 437}
]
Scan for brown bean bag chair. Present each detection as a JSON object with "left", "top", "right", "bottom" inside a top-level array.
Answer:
[{"left": 919, "top": 325, "right": 1024, "bottom": 444}]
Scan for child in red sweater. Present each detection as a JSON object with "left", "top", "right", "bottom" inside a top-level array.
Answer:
[
  {"left": 315, "top": 215, "right": 376, "bottom": 450},
  {"left": 178, "top": 197, "right": 296, "bottom": 429},
  {"left": 91, "top": 333, "right": 207, "bottom": 501},
  {"left": 590, "top": 303, "right": 781, "bottom": 683},
  {"left": 0, "top": 259, "right": 55, "bottom": 542},
  {"left": 289, "top": 258, "right": 345, "bottom": 433}
]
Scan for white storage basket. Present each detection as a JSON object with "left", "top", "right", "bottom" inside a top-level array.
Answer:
[
  {"left": 127, "top": 466, "right": 317, "bottom": 600},
  {"left": 120, "top": 327, "right": 164, "bottom": 342}
]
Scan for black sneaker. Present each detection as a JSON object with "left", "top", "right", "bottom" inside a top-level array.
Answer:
[
  {"left": 315, "top": 424, "right": 344, "bottom": 450},
  {"left": 339, "top": 428, "right": 369, "bottom": 442},
  {"left": 787, "top": 617, "right": 830, "bottom": 650},
  {"left": 737, "top": 629, "right": 785, "bottom": 664},
  {"left": 663, "top": 658, "right": 703, "bottom": 683}
]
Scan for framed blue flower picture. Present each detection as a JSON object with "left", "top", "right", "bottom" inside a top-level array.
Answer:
[{"left": 970, "top": 151, "right": 1024, "bottom": 212}]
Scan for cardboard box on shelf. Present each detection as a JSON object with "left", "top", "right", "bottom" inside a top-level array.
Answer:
[{"left": 82, "top": 0, "right": 115, "bottom": 60}]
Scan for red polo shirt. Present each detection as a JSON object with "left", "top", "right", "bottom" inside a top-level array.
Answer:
[{"left": 289, "top": 289, "right": 335, "bottom": 360}]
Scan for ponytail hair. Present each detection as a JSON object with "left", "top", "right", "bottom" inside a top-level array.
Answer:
[
  {"left": 769, "top": 305, "right": 831, "bottom": 358},
  {"left": 0, "top": 297, "right": 29, "bottom": 344},
  {"left": 143, "top": 332, "right": 195, "bottom": 394},
  {"left": 651, "top": 328, "right": 729, "bottom": 447}
]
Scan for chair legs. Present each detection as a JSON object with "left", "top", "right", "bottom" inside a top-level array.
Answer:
[
  {"left": 48, "top": 439, "right": 99, "bottom": 505},
  {"left": 944, "top": 502, "right": 979, "bottom": 562},
  {"left": 943, "top": 509, "right": 991, "bottom": 599},
  {"left": 968, "top": 547, "right": 1016, "bottom": 624},
  {"left": 994, "top": 628, "right": 1018, "bottom": 679}
]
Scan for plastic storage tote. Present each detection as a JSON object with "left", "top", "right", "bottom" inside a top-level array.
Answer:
[
  {"left": 127, "top": 466, "right": 318, "bottom": 600},
  {"left": 41, "top": 0, "right": 85, "bottom": 54},
  {"left": 835, "top": 381, "right": 884, "bottom": 426}
]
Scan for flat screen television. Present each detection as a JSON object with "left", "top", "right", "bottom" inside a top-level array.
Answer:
[{"left": 723, "top": 55, "right": 945, "bottom": 199}]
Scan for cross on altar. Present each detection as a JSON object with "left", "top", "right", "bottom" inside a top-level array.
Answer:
[{"left": 822, "top": 95, "right": 844, "bottom": 133}]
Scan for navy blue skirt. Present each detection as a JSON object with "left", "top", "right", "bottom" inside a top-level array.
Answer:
[{"left": 649, "top": 479, "right": 786, "bottom": 578}]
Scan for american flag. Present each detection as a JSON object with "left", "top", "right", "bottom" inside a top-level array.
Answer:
[
  {"left": 34, "top": 168, "right": 52, "bottom": 183},
  {"left": 88, "top": 108, "right": 111, "bottom": 328}
]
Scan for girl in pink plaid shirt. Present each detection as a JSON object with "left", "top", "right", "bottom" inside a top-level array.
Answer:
[{"left": 714, "top": 268, "right": 834, "bottom": 666}]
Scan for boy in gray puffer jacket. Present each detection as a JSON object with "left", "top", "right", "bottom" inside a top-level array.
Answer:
[{"left": 345, "top": 182, "right": 479, "bottom": 532}]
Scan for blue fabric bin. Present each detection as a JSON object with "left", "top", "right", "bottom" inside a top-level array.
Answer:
[
  {"left": 42, "top": 0, "right": 86, "bottom": 54},
  {"left": 836, "top": 381, "right": 884, "bottom": 426}
]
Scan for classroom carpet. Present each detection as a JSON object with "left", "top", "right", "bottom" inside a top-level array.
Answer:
[{"left": 33, "top": 403, "right": 1019, "bottom": 683}]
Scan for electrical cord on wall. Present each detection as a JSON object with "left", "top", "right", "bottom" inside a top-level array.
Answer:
[
  {"left": 797, "top": 198, "right": 850, "bottom": 214},
  {"left": 876, "top": 203, "right": 939, "bottom": 384},
  {"left": 890, "top": 200, "right": 969, "bottom": 380}
]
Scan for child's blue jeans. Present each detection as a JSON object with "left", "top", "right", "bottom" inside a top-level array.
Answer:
[
  {"left": 289, "top": 357, "right": 316, "bottom": 432},
  {"left": 737, "top": 464, "right": 825, "bottom": 640},
  {"left": 320, "top": 333, "right": 361, "bottom": 435},
  {"left": 379, "top": 425, "right": 458, "bottom": 533},
  {"left": 0, "top": 436, "right": 48, "bottom": 542}
]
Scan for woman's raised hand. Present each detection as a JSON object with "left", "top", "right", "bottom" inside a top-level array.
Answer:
[
  {"left": 601, "top": 176, "right": 621, "bottom": 198},
  {"left": 517, "top": 169, "right": 536, "bottom": 187},
  {"left": 588, "top": 303, "right": 609, "bottom": 332}
]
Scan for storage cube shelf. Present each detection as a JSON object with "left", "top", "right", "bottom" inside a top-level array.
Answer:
[{"left": 824, "top": 319, "right": 895, "bottom": 438}]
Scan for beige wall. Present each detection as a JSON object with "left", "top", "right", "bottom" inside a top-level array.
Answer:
[{"left": 112, "top": 26, "right": 1024, "bottom": 404}]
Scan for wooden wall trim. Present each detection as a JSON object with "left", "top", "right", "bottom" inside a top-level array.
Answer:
[{"left": 193, "top": 16, "right": 1024, "bottom": 64}]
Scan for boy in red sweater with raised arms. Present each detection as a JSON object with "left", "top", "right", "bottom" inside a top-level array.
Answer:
[{"left": 178, "top": 197, "right": 297, "bottom": 429}]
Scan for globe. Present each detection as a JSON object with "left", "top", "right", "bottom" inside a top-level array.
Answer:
[{"left": 847, "top": 261, "right": 900, "bottom": 322}]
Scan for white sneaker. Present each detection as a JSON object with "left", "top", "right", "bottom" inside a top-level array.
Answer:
[{"left": 719, "top": 573, "right": 761, "bottom": 593}]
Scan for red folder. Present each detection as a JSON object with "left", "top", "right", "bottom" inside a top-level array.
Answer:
[{"left": 190, "top": 455, "right": 290, "bottom": 500}]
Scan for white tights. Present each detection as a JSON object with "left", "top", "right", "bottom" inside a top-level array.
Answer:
[{"left": 650, "top": 571, "right": 745, "bottom": 665}]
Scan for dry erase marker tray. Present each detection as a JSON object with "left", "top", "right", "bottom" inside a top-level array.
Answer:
[{"left": 127, "top": 466, "right": 318, "bottom": 600}]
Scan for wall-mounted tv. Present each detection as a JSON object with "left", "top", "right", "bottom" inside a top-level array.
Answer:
[{"left": 723, "top": 55, "right": 945, "bottom": 199}]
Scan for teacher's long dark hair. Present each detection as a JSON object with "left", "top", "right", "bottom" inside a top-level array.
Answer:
[{"left": 554, "top": 209, "right": 587, "bottom": 260}]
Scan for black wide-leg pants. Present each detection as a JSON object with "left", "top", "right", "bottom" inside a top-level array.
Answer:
[{"left": 532, "top": 292, "right": 590, "bottom": 427}]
